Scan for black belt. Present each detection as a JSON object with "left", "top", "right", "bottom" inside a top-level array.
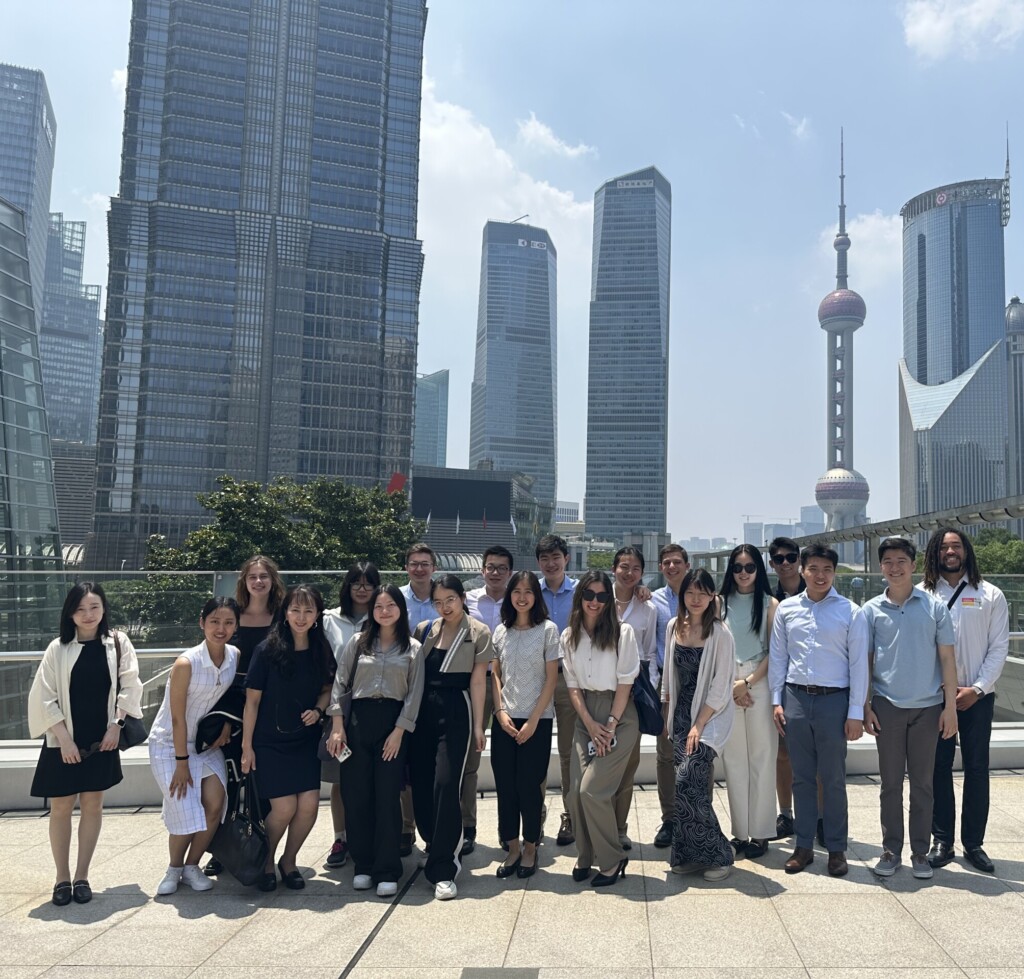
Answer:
[{"left": 787, "top": 682, "right": 848, "bottom": 696}]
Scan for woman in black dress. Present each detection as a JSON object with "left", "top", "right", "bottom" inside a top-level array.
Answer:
[
  {"left": 242, "top": 585, "right": 335, "bottom": 891},
  {"left": 27, "top": 583, "right": 143, "bottom": 906}
]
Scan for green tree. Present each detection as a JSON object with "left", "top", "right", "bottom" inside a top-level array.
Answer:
[
  {"left": 974, "top": 539, "right": 1024, "bottom": 574},
  {"left": 973, "top": 527, "right": 1016, "bottom": 547},
  {"left": 587, "top": 550, "right": 613, "bottom": 571},
  {"left": 146, "top": 475, "right": 423, "bottom": 571}
]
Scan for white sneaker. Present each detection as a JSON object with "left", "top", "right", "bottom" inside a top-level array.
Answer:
[
  {"left": 181, "top": 865, "right": 213, "bottom": 892},
  {"left": 157, "top": 867, "right": 182, "bottom": 896},
  {"left": 434, "top": 880, "right": 457, "bottom": 900},
  {"left": 353, "top": 874, "right": 373, "bottom": 890},
  {"left": 703, "top": 865, "right": 732, "bottom": 882},
  {"left": 376, "top": 881, "right": 397, "bottom": 897}
]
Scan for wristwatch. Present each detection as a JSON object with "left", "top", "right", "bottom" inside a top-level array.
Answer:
[
  {"left": 115, "top": 717, "right": 126, "bottom": 728},
  {"left": 971, "top": 685, "right": 985, "bottom": 698}
]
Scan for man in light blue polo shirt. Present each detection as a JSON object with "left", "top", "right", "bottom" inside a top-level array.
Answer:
[{"left": 862, "top": 536, "right": 958, "bottom": 880}]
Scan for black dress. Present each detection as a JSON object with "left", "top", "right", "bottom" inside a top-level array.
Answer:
[{"left": 31, "top": 639, "right": 123, "bottom": 798}]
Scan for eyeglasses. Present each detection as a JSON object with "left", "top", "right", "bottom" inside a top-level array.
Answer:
[
  {"left": 581, "top": 589, "right": 611, "bottom": 604},
  {"left": 770, "top": 552, "right": 799, "bottom": 565},
  {"left": 432, "top": 596, "right": 461, "bottom": 610},
  {"left": 407, "top": 561, "right": 433, "bottom": 570},
  {"left": 352, "top": 581, "right": 374, "bottom": 591},
  {"left": 483, "top": 564, "right": 510, "bottom": 574},
  {"left": 732, "top": 563, "right": 757, "bottom": 575}
]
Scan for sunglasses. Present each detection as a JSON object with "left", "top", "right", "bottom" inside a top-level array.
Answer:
[
  {"left": 732, "top": 563, "right": 757, "bottom": 575},
  {"left": 581, "top": 589, "right": 611, "bottom": 604},
  {"left": 770, "top": 552, "right": 799, "bottom": 565}
]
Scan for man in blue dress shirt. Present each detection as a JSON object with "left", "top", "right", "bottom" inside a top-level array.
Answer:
[{"left": 769, "top": 544, "right": 868, "bottom": 877}]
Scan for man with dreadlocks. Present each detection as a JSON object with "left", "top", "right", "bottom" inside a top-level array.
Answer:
[{"left": 918, "top": 528, "right": 1009, "bottom": 874}]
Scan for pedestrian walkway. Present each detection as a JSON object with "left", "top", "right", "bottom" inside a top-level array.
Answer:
[{"left": 2, "top": 772, "right": 1022, "bottom": 977}]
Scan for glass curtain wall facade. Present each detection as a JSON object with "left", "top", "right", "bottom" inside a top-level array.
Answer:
[
  {"left": 39, "top": 215, "right": 103, "bottom": 444},
  {"left": 899, "top": 178, "right": 1009, "bottom": 515},
  {"left": 93, "top": 0, "right": 427, "bottom": 569},
  {"left": 0, "top": 65, "right": 56, "bottom": 312},
  {"left": 0, "top": 197, "right": 63, "bottom": 655},
  {"left": 469, "top": 221, "right": 557, "bottom": 507},
  {"left": 413, "top": 368, "right": 448, "bottom": 468},
  {"left": 585, "top": 166, "right": 671, "bottom": 540}
]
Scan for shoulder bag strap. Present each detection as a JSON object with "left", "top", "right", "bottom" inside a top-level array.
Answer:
[{"left": 946, "top": 581, "right": 969, "bottom": 610}]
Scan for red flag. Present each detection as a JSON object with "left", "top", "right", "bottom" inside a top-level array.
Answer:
[{"left": 386, "top": 472, "right": 406, "bottom": 494}]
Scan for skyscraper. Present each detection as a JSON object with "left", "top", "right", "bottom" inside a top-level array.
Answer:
[
  {"left": 1006, "top": 295, "right": 1024, "bottom": 509},
  {"left": 814, "top": 141, "right": 869, "bottom": 561},
  {"left": 0, "top": 65, "right": 56, "bottom": 311},
  {"left": 898, "top": 164, "right": 1010, "bottom": 515},
  {"left": 39, "top": 214, "right": 103, "bottom": 444},
  {"left": 469, "top": 220, "right": 557, "bottom": 507},
  {"left": 584, "top": 166, "right": 671, "bottom": 540},
  {"left": 93, "top": 0, "right": 427, "bottom": 568},
  {"left": 413, "top": 369, "right": 449, "bottom": 468}
]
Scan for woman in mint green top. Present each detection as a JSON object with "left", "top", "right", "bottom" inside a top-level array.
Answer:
[{"left": 718, "top": 545, "right": 779, "bottom": 858}]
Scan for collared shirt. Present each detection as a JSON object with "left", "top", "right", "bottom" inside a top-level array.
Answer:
[
  {"left": 618, "top": 595, "right": 658, "bottom": 665},
  {"left": 322, "top": 609, "right": 367, "bottom": 664},
  {"left": 560, "top": 623, "right": 640, "bottom": 691},
  {"left": 917, "top": 576, "right": 1010, "bottom": 694},
  {"left": 400, "top": 582, "right": 436, "bottom": 632},
  {"left": 651, "top": 585, "right": 678, "bottom": 669},
  {"left": 769, "top": 586, "right": 869, "bottom": 720},
  {"left": 329, "top": 635, "right": 424, "bottom": 733},
  {"left": 773, "top": 577, "right": 806, "bottom": 603},
  {"left": 540, "top": 574, "right": 576, "bottom": 635},
  {"left": 466, "top": 587, "right": 504, "bottom": 633},
  {"left": 863, "top": 588, "right": 954, "bottom": 709}
]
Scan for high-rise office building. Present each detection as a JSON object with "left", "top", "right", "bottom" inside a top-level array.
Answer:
[
  {"left": 898, "top": 165, "right": 1010, "bottom": 515},
  {"left": 0, "top": 65, "right": 56, "bottom": 312},
  {"left": 0, "top": 197, "right": 62, "bottom": 656},
  {"left": 39, "top": 214, "right": 103, "bottom": 444},
  {"left": 413, "top": 369, "right": 449, "bottom": 468},
  {"left": 584, "top": 166, "right": 671, "bottom": 540},
  {"left": 469, "top": 220, "right": 557, "bottom": 507},
  {"left": 93, "top": 0, "right": 427, "bottom": 568},
  {"left": 1006, "top": 296, "right": 1024, "bottom": 508}
]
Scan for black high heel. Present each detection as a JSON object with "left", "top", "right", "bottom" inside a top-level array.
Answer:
[
  {"left": 571, "top": 865, "right": 592, "bottom": 882},
  {"left": 591, "top": 858, "right": 628, "bottom": 887}
]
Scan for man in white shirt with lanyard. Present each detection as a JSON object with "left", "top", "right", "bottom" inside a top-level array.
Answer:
[{"left": 919, "top": 528, "right": 1009, "bottom": 874}]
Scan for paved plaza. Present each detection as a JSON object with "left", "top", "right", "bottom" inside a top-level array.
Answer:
[{"left": 1, "top": 772, "right": 1022, "bottom": 979}]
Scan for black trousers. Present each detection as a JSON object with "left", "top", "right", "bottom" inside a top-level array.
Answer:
[
  {"left": 340, "top": 699, "right": 406, "bottom": 883},
  {"left": 409, "top": 685, "right": 471, "bottom": 885},
  {"left": 491, "top": 716, "right": 552, "bottom": 844},
  {"left": 932, "top": 692, "right": 995, "bottom": 849}
]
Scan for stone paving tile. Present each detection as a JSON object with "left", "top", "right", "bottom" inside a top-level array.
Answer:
[
  {"left": 805, "top": 971, "right": 967, "bottom": 979},
  {"left": 337, "top": 972, "right": 464, "bottom": 979},
  {"left": 652, "top": 971, "right": 809, "bottom": 979},
  {"left": 1, "top": 922, "right": 114, "bottom": 968},
  {"left": 0, "top": 969, "right": 50, "bottom": 979},
  {"left": 39, "top": 969, "right": 192, "bottom": 979},
  {"left": 772, "top": 894, "right": 956, "bottom": 969},
  {"left": 540, "top": 970, "right": 654, "bottom": 979}
]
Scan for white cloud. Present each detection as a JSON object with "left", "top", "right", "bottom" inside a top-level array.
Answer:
[
  {"left": 78, "top": 191, "right": 110, "bottom": 212},
  {"left": 903, "top": 0, "right": 1024, "bottom": 60},
  {"left": 110, "top": 67, "right": 127, "bottom": 99},
  {"left": 781, "top": 110, "right": 811, "bottom": 141},
  {"left": 732, "top": 113, "right": 761, "bottom": 138},
  {"left": 818, "top": 210, "right": 903, "bottom": 299},
  {"left": 516, "top": 111, "right": 596, "bottom": 159}
]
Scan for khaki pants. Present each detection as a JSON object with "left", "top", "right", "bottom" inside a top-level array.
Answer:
[
  {"left": 570, "top": 692, "right": 640, "bottom": 872},
  {"left": 460, "top": 678, "right": 494, "bottom": 830}
]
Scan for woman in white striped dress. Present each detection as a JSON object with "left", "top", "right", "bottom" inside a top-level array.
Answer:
[{"left": 149, "top": 598, "right": 240, "bottom": 896}]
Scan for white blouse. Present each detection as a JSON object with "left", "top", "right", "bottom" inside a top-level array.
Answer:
[{"left": 559, "top": 623, "right": 640, "bottom": 692}]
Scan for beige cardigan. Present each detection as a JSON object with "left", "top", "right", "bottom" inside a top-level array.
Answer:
[{"left": 27, "top": 631, "right": 144, "bottom": 746}]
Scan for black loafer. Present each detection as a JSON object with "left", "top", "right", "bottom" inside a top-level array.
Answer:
[
  {"left": 459, "top": 837, "right": 476, "bottom": 857},
  {"left": 517, "top": 860, "right": 537, "bottom": 879},
  {"left": 278, "top": 860, "right": 305, "bottom": 889},
  {"left": 72, "top": 880, "right": 92, "bottom": 904},
  {"left": 927, "top": 842, "right": 955, "bottom": 868},
  {"left": 745, "top": 839, "right": 769, "bottom": 859},
  {"left": 203, "top": 858, "right": 223, "bottom": 877},
  {"left": 257, "top": 872, "right": 277, "bottom": 892},
  {"left": 775, "top": 813, "right": 794, "bottom": 839},
  {"left": 965, "top": 846, "right": 995, "bottom": 873},
  {"left": 52, "top": 881, "right": 73, "bottom": 907},
  {"left": 496, "top": 856, "right": 521, "bottom": 879},
  {"left": 399, "top": 833, "right": 414, "bottom": 857},
  {"left": 653, "top": 821, "right": 672, "bottom": 848}
]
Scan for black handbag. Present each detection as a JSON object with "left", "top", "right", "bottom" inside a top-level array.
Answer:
[
  {"left": 632, "top": 662, "right": 665, "bottom": 737},
  {"left": 113, "top": 633, "right": 148, "bottom": 750},
  {"left": 210, "top": 768, "right": 269, "bottom": 886}
]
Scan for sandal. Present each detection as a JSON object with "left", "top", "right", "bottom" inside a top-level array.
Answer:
[
  {"left": 52, "top": 881, "right": 73, "bottom": 907},
  {"left": 72, "top": 880, "right": 92, "bottom": 904}
]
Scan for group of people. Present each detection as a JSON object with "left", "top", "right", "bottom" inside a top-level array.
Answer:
[{"left": 26, "top": 527, "right": 1009, "bottom": 907}]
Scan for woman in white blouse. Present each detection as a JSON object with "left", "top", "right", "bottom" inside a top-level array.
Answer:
[
  {"left": 560, "top": 570, "right": 640, "bottom": 887},
  {"left": 663, "top": 568, "right": 736, "bottom": 881},
  {"left": 491, "top": 571, "right": 560, "bottom": 880}
]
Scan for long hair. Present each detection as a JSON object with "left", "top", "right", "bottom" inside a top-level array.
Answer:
[
  {"left": 720, "top": 544, "right": 772, "bottom": 636},
  {"left": 500, "top": 571, "right": 549, "bottom": 628},
  {"left": 358, "top": 584, "right": 412, "bottom": 653},
  {"left": 338, "top": 561, "right": 381, "bottom": 618},
  {"left": 266, "top": 584, "right": 333, "bottom": 686},
  {"left": 923, "top": 527, "right": 981, "bottom": 590},
  {"left": 566, "top": 570, "right": 619, "bottom": 651},
  {"left": 235, "top": 554, "right": 287, "bottom": 613},
  {"left": 59, "top": 582, "right": 111, "bottom": 644},
  {"left": 676, "top": 568, "right": 717, "bottom": 642}
]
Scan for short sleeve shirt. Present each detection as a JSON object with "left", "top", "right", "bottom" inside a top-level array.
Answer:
[{"left": 492, "top": 620, "right": 560, "bottom": 718}]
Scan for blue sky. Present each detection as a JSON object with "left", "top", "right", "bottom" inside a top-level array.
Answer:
[{"left": 4, "top": 0, "right": 1023, "bottom": 544}]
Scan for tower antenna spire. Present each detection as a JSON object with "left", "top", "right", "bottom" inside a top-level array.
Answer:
[{"left": 834, "top": 128, "right": 849, "bottom": 290}]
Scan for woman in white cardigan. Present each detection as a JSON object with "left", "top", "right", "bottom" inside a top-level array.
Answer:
[
  {"left": 663, "top": 568, "right": 736, "bottom": 882},
  {"left": 27, "top": 583, "right": 143, "bottom": 906}
]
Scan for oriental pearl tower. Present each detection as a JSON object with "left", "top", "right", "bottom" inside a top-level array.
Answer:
[{"left": 815, "top": 135, "right": 869, "bottom": 564}]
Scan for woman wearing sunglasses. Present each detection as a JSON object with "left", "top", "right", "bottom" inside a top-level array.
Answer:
[
  {"left": 321, "top": 561, "right": 381, "bottom": 869},
  {"left": 242, "top": 585, "right": 335, "bottom": 891},
  {"left": 560, "top": 570, "right": 640, "bottom": 887},
  {"left": 719, "top": 546, "right": 779, "bottom": 860},
  {"left": 409, "top": 574, "right": 491, "bottom": 900},
  {"left": 664, "top": 568, "right": 736, "bottom": 881}
]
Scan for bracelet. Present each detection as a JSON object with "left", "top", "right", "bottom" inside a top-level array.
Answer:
[
  {"left": 744, "top": 677, "right": 752, "bottom": 689},
  {"left": 314, "top": 706, "right": 326, "bottom": 721},
  {"left": 496, "top": 708, "right": 508, "bottom": 716},
  {"left": 175, "top": 755, "right": 189, "bottom": 762}
]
